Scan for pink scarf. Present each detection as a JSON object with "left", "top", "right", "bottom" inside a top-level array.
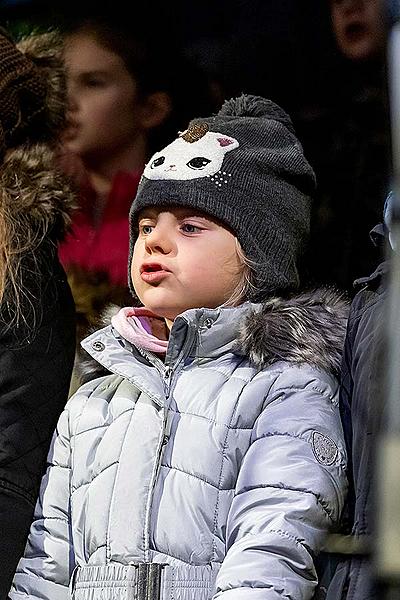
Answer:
[{"left": 111, "top": 307, "right": 168, "bottom": 354}]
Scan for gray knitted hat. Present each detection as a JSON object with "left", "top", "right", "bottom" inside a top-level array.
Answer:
[{"left": 129, "top": 94, "right": 316, "bottom": 301}]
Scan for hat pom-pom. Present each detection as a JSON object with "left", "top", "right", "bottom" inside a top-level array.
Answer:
[{"left": 217, "top": 94, "right": 295, "bottom": 134}]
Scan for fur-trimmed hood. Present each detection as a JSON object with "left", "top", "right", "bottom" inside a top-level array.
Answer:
[
  {"left": 77, "top": 288, "right": 348, "bottom": 386},
  {"left": 0, "top": 143, "right": 76, "bottom": 241},
  {"left": 239, "top": 287, "right": 348, "bottom": 376},
  {"left": 0, "top": 144, "right": 76, "bottom": 316},
  {"left": 0, "top": 28, "right": 74, "bottom": 242}
]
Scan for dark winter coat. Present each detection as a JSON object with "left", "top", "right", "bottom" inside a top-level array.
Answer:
[
  {"left": 0, "top": 144, "right": 76, "bottom": 598},
  {"left": 326, "top": 260, "right": 388, "bottom": 600}
]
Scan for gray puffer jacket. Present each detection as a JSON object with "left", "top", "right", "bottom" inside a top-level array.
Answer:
[{"left": 10, "top": 290, "right": 348, "bottom": 600}]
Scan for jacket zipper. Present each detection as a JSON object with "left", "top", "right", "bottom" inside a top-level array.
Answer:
[
  {"left": 143, "top": 326, "right": 196, "bottom": 561},
  {"left": 143, "top": 408, "right": 171, "bottom": 562}
]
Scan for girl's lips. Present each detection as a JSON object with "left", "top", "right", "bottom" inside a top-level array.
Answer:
[
  {"left": 140, "top": 263, "right": 171, "bottom": 283},
  {"left": 140, "top": 270, "right": 171, "bottom": 284}
]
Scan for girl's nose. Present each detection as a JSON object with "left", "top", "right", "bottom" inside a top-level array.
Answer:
[{"left": 144, "top": 226, "right": 173, "bottom": 255}]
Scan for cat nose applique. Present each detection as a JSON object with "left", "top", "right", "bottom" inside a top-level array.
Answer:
[{"left": 167, "top": 165, "right": 177, "bottom": 171}]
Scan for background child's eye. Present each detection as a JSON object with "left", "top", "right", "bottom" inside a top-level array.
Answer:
[
  {"left": 151, "top": 156, "right": 165, "bottom": 169},
  {"left": 88, "top": 79, "right": 103, "bottom": 87},
  {"left": 187, "top": 157, "right": 211, "bottom": 170},
  {"left": 82, "top": 76, "right": 107, "bottom": 88}
]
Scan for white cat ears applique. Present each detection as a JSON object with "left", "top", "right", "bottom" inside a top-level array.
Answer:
[{"left": 143, "top": 122, "right": 239, "bottom": 182}]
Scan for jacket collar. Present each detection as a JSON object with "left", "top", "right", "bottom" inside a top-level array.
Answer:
[
  {"left": 80, "top": 288, "right": 348, "bottom": 386},
  {"left": 81, "top": 303, "right": 252, "bottom": 376},
  {"left": 80, "top": 304, "right": 252, "bottom": 405},
  {"left": 167, "top": 303, "right": 252, "bottom": 363}
]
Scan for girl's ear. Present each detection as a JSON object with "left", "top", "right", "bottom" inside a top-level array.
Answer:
[{"left": 139, "top": 92, "right": 172, "bottom": 130}]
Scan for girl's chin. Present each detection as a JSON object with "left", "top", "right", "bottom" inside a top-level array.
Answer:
[
  {"left": 146, "top": 308, "right": 180, "bottom": 321},
  {"left": 139, "top": 302, "right": 182, "bottom": 322}
]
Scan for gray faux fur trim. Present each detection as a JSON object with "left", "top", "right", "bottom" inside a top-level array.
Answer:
[{"left": 239, "top": 288, "right": 349, "bottom": 376}]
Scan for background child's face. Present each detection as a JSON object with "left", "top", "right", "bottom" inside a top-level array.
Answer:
[
  {"left": 132, "top": 207, "right": 242, "bottom": 321},
  {"left": 63, "top": 32, "right": 149, "bottom": 162}
]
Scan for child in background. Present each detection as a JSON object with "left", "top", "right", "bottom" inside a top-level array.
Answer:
[
  {"left": 11, "top": 95, "right": 348, "bottom": 600},
  {"left": 58, "top": 15, "right": 218, "bottom": 348}
]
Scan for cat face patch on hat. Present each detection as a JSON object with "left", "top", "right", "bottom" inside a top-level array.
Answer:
[{"left": 143, "top": 122, "right": 239, "bottom": 181}]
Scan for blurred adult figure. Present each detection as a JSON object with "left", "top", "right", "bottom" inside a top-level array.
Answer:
[
  {"left": 0, "top": 28, "right": 76, "bottom": 596},
  {"left": 324, "top": 193, "right": 393, "bottom": 600},
  {"left": 297, "top": 0, "right": 391, "bottom": 292}
]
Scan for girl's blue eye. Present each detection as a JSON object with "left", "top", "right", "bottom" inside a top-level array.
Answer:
[{"left": 181, "top": 223, "right": 199, "bottom": 233}]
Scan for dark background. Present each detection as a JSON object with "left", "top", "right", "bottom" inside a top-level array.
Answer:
[
  {"left": 0, "top": 0, "right": 393, "bottom": 291},
  {"left": 0, "top": 0, "right": 339, "bottom": 115}
]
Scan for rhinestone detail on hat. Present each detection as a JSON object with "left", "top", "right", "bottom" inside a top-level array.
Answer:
[{"left": 206, "top": 171, "right": 232, "bottom": 189}]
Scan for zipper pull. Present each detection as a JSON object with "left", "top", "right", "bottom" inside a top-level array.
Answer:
[
  {"left": 162, "top": 410, "right": 173, "bottom": 446},
  {"left": 163, "top": 366, "right": 173, "bottom": 396}
]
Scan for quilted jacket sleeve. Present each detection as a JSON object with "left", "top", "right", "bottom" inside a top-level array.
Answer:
[
  {"left": 8, "top": 396, "right": 79, "bottom": 600},
  {"left": 214, "top": 365, "right": 348, "bottom": 600}
]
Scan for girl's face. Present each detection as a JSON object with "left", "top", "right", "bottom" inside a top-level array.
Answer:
[
  {"left": 132, "top": 207, "right": 243, "bottom": 323},
  {"left": 63, "top": 32, "right": 148, "bottom": 161}
]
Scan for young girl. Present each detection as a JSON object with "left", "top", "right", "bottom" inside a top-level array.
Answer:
[{"left": 11, "top": 95, "right": 348, "bottom": 600}]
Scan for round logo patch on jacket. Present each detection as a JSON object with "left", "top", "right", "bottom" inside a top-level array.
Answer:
[{"left": 311, "top": 431, "right": 338, "bottom": 466}]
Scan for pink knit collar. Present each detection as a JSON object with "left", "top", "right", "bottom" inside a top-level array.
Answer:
[{"left": 111, "top": 307, "right": 168, "bottom": 354}]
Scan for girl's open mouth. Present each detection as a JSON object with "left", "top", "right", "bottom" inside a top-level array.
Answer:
[{"left": 140, "top": 263, "right": 171, "bottom": 283}]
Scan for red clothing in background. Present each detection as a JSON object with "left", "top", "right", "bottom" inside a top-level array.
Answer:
[{"left": 59, "top": 170, "right": 141, "bottom": 286}]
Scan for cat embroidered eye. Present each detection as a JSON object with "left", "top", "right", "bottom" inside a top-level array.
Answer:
[
  {"left": 151, "top": 156, "right": 165, "bottom": 168},
  {"left": 187, "top": 157, "right": 211, "bottom": 170}
]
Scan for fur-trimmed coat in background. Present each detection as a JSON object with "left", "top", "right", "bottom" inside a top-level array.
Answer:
[
  {"left": 12, "top": 289, "right": 348, "bottom": 600},
  {"left": 0, "top": 144, "right": 76, "bottom": 597}
]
